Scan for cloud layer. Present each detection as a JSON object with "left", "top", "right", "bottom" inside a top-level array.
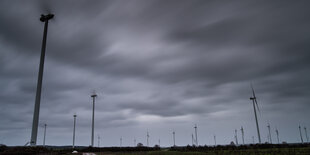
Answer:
[{"left": 0, "top": 0, "right": 310, "bottom": 146}]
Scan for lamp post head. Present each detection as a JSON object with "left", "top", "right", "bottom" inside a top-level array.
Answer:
[{"left": 40, "top": 14, "right": 54, "bottom": 22}]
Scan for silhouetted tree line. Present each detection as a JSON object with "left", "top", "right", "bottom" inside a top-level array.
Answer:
[
  {"left": 0, "top": 145, "right": 160, "bottom": 154},
  {"left": 170, "top": 143, "right": 310, "bottom": 152}
]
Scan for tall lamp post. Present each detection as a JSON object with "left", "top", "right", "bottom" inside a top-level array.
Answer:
[{"left": 30, "top": 14, "right": 54, "bottom": 146}]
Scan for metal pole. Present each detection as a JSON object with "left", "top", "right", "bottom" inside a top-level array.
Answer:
[
  {"left": 91, "top": 94, "right": 97, "bottom": 147},
  {"left": 73, "top": 114, "right": 77, "bottom": 148},
  {"left": 31, "top": 14, "right": 54, "bottom": 146},
  {"left": 43, "top": 124, "right": 47, "bottom": 146}
]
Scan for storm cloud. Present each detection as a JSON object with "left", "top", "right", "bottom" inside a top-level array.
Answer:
[{"left": 0, "top": 0, "right": 310, "bottom": 146}]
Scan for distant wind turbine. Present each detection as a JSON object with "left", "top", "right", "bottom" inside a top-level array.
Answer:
[
  {"left": 214, "top": 134, "right": 216, "bottom": 146},
  {"left": 172, "top": 130, "right": 176, "bottom": 146},
  {"left": 235, "top": 129, "right": 238, "bottom": 145},
  {"left": 191, "top": 134, "right": 194, "bottom": 146},
  {"left": 275, "top": 128, "right": 280, "bottom": 144},
  {"left": 147, "top": 130, "right": 150, "bottom": 147},
  {"left": 90, "top": 92, "right": 97, "bottom": 147},
  {"left": 194, "top": 124, "right": 198, "bottom": 146},
  {"left": 299, "top": 125, "right": 304, "bottom": 143},
  {"left": 250, "top": 84, "right": 261, "bottom": 143},
  {"left": 43, "top": 124, "right": 47, "bottom": 146},
  {"left": 241, "top": 126, "right": 245, "bottom": 145},
  {"left": 304, "top": 127, "right": 309, "bottom": 143},
  {"left": 134, "top": 138, "right": 136, "bottom": 147},
  {"left": 267, "top": 123, "right": 272, "bottom": 144},
  {"left": 120, "top": 137, "right": 122, "bottom": 147}
]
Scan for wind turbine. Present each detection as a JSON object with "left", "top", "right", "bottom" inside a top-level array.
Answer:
[
  {"left": 304, "top": 127, "right": 309, "bottom": 143},
  {"left": 214, "top": 134, "right": 216, "bottom": 146},
  {"left": 275, "top": 128, "right": 280, "bottom": 144},
  {"left": 30, "top": 13, "right": 54, "bottom": 146},
  {"left": 120, "top": 137, "right": 122, "bottom": 147},
  {"left": 299, "top": 125, "right": 304, "bottom": 143},
  {"left": 191, "top": 134, "right": 194, "bottom": 146},
  {"left": 43, "top": 124, "right": 47, "bottom": 146},
  {"left": 158, "top": 139, "right": 161, "bottom": 147},
  {"left": 241, "top": 126, "right": 245, "bottom": 145},
  {"left": 73, "top": 114, "right": 77, "bottom": 148},
  {"left": 172, "top": 130, "right": 176, "bottom": 146},
  {"left": 234, "top": 129, "right": 238, "bottom": 145},
  {"left": 147, "top": 130, "right": 150, "bottom": 147},
  {"left": 98, "top": 135, "right": 100, "bottom": 147},
  {"left": 267, "top": 123, "right": 272, "bottom": 144},
  {"left": 194, "top": 124, "right": 198, "bottom": 146},
  {"left": 134, "top": 138, "right": 136, "bottom": 147},
  {"left": 90, "top": 92, "right": 97, "bottom": 147},
  {"left": 250, "top": 84, "right": 261, "bottom": 143}
]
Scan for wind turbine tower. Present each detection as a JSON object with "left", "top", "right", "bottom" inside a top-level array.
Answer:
[
  {"left": 275, "top": 128, "right": 279, "bottom": 144},
  {"left": 241, "top": 126, "right": 245, "bottom": 145},
  {"left": 250, "top": 85, "right": 261, "bottom": 143},
  {"left": 173, "top": 130, "right": 176, "bottom": 146},
  {"left": 91, "top": 93, "right": 97, "bottom": 147},
  {"left": 267, "top": 123, "right": 272, "bottom": 144},
  {"left": 43, "top": 124, "right": 47, "bottom": 146},
  {"left": 134, "top": 138, "right": 136, "bottom": 147},
  {"left": 304, "top": 127, "right": 309, "bottom": 143},
  {"left": 235, "top": 129, "right": 238, "bottom": 145},
  {"left": 214, "top": 135, "right": 216, "bottom": 146},
  {"left": 194, "top": 124, "right": 198, "bottom": 146},
  {"left": 120, "top": 137, "right": 122, "bottom": 147},
  {"left": 299, "top": 125, "right": 304, "bottom": 143},
  {"left": 73, "top": 114, "right": 77, "bottom": 148},
  {"left": 30, "top": 13, "right": 54, "bottom": 146},
  {"left": 147, "top": 130, "right": 150, "bottom": 147},
  {"left": 191, "top": 134, "right": 194, "bottom": 146}
]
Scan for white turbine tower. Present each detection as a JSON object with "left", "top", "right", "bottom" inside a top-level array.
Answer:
[{"left": 250, "top": 84, "right": 261, "bottom": 144}]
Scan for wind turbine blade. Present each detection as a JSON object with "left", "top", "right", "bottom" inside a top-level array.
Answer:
[{"left": 251, "top": 83, "right": 256, "bottom": 98}]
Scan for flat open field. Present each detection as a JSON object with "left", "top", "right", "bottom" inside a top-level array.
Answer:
[{"left": 1, "top": 144, "right": 310, "bottom": 155}]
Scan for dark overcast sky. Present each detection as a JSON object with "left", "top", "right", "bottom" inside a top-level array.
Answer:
[{"left": 1, "top": 0, "right": 310, "bottom": 147}]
